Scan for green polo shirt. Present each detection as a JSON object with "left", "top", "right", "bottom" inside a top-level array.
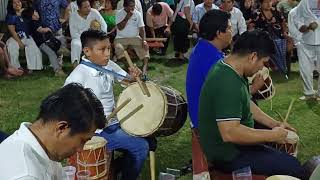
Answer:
[{"left": 199, "top": 60, "right": 254, "bottom": 163}]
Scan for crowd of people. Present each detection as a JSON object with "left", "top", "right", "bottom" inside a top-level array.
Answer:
[{"left": 0, "top": 0, "right": 319, "bottom": 179}]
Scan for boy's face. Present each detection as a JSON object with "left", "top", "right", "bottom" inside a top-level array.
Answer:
[{"left": 83, "top": 39, "right": 111, "bottom": 66}]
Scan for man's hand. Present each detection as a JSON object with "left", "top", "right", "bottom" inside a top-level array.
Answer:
[
  {"left": 271, "top": 126, "right": 288, "bottom": 144},
  {"left": 125, "top": 11, "right": 133, "bottom": 20},
  {"left": 251, "top": 74, "right": 264, "bottom": 94},
  {"left": 18, "top": 41, "right": 25, "bottom": 49},
  {"left": 309, "top": 22, "right": 318, "bottom": 31},
  {"left": 142, "top": 40, "right": 149, "bottom": 50},
  {"left": 278, "top": 122, "right": 297, "bottom": 132},
  {"left": 128, "top": 65, "right": 142, "bottom": 79},
  {"left": 299, "top": 25, "right": 310, "bottom": 33},
  {"left": 164, "top": 26, "right": 171, "bottom": 34}
]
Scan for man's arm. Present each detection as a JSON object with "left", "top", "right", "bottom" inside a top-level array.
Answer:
[
  {"left": 250, "top": 101, "right": 280, "bottom": 128},
  {"left": 217, "top": 120, "right": 287, "bottom": 144},
  {"left": 117, "top": 11, "right": 132, "bottom": 30}
]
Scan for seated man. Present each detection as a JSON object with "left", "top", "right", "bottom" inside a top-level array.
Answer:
[
  {"left": 69, "top": 0, "right": 107, "bottom": 67},
  {"left": 146, "top": 2, "right": 173, "bottom": 55},
  {"left": 64, "top": 29, "right": 149, "bottom": 180},
  {"left": 220, "top": 0, "right": 246, "bottom": 39},
  {"left": 198, "top": 30, "right": 308, "bottom": 179},
  {"left": 192, "top": 0, "right": 219, "bottom": 33},
  {"left": 114, "top": 0, "right": 150, "bottom": 75},
  {"left": 0, "top": 83, "right": 106, "bottom": 179}
]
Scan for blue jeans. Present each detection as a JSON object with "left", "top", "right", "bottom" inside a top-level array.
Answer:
[
  {"left": 213, "top": 145, "right": 308, "bottom": 180},
  {"left": 98, "top": 123, "right": 149, "bottom": 180}
]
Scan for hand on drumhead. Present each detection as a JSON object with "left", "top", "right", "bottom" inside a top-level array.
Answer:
[
  {"left": 128, "top": 65, "right": 142, "bottom": 79},
  {"left": 251, "top": 74, "right": 264, "bottom": 94},
  {"left": 279, "top": 122, "right": 297, "bottom": 132},
  {"left": 272, "top": 126, "right": 288, "bottom": 144}
]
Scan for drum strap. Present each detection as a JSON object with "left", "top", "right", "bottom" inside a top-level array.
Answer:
[{"left": 80, "top": 60, "right": 132, "bottom": 81}]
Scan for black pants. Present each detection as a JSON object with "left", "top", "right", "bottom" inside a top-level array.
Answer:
[
  {"left": 154, "top": 26, "right": 171, "bottom": 54},
  {"left": 172, "top": 17, "right": 190, "bottom": 53}
]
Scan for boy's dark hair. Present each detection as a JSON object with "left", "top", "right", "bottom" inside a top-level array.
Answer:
[
  {"left": 152, "top": 3, "right": 163, "bottom": 15},
  {"left": 37, "top": 83, "right": 106, "bottom": 135},
  {"left": 232, "top": 30, "right": 276, "bottom": 58},
  {"left": 21, "top": 7, "right": 34, "bottom": 19},
  {"left": 199, "top": 9, "right": 231, "bottom": 41},
  {"left": 80, "top": 29, "right": 109, "bottom": 48},
  {"left": 123, "top": 0, "right": 135, "bottom": 7},
  {"left": 77, "top": 0, "right": 90, "bottom": 8}
]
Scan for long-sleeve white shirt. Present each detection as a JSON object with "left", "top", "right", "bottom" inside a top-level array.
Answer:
[
  {"left": 288, "top": 7, "right": 302, "bottom": 44},
  {"left": 229, "top": 7, "right": 247, "bottom": 37},
  {"left": 295, "top": 0, "right": 320, "bottom": 45},
  {"left": 69, "top": 8, "right": 108, "bottom": 39}
]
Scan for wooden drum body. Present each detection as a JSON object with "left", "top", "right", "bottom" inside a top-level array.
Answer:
[
  {"left": 77, "top": 136, "right": 112, "bottom": 179},
  {"left": 249, "top": 67, "right": 275, "bottom": 100},
  {"left": 268, "top": 130, "right": 299, "bottom": 157},
  {"left": 116, "top": 81, "right": 188, "bottom": 137}
]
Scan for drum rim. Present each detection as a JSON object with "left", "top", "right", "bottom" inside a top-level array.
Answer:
[
  {"left": 83, "top": 136, "right": 107, "bottom": 150},
  {"left": 117, "top": 81, "right": 168, "bottom": 137}
]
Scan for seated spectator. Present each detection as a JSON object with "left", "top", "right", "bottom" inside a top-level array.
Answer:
[
  {"left": 192, "top": 0, "right": 219, "bottom": 33},
  {"left": 239, "top": 0, "right": 256, "bottom": 31},
  {"left": 69, "top": 0, "right": 107, "bottom": 67},
  {"left": 100, "top": 0, "right": 117, "bottom": 41},
  {"left": 22, "top": 8, "right": 66, "bottom": 77},
  {"left": 220, "top": 0, "right": 247, "bottom": 39},
  {"left": 146, "top": 2, "right": 173, "bottom": 55},
  {"left": 33, "top": 0, "right": 70, "bottom": 56},
  {"left": 6, "top": 0, "right": 43, "bottom": 73},
  {"left": 114, "top": 0, "right": 150, "bottom": 75},
  {"left": 0, "top": 41, "right": 23, "bottom": 78},
  {"left": 276, "top": 0, "right": 298, "bottom": 18},
  {"left": 117, "top": 0, "right": 143, "bottom": 13},
  {"left": 162, "top": 0, "right": 176, "bottom": 10}
]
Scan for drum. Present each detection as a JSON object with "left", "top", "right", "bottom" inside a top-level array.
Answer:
[
  {"left": 266, "top": 175, "right": 300, "bottom": 180},
  {"left": 77, "top": 136, "right": 111, "bottom": 179},
  {"left": 268, "top": 130, "right": 299, "bottom": 157},
  {"left": 116, "top": 81, "right": 188, "bottom": 137},
  {"left": 249, "top": 67, "right": 275, "bottom": 100}
]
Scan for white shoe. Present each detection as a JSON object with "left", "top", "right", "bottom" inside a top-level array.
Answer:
[{"left": 299, "top": 95, "right": 315, "bottom": 101}]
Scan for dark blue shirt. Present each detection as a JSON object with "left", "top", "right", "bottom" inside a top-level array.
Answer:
[
  {"left": 33, "top": 0, "right": 68, "bottom": 33},
  {"left": 186, "top": 39, "right": 223, "bottom": 128},
  {"left": 6, "top": 14, "right": 29, "bottom": 39}
]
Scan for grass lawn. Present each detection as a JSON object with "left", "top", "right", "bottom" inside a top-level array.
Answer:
[{"left": 0, "top": 50, "right": 319, "bottom": 179}]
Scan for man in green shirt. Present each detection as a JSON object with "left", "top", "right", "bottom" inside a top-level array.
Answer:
[{"left": 199, "top": 30, "right": 308, "bottom": 179}]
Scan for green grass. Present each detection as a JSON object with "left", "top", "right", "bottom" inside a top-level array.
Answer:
[{"left": 0, "top": 52, "right": 320, "bottom": 179}]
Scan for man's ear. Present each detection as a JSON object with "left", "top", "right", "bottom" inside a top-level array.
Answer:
[
  {"left": 55, "top": 121, "right": 70, "bottom": 137},
  {"left": 248, "top": 52, "right": 258, "bottom": 64},
  {"left": 83, "top": 47, "right": 91, "bottom": 57}
]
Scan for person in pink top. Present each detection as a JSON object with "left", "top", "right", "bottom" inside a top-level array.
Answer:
[{"left": 146, "top": 2, "right": 173, "bottom": 55}]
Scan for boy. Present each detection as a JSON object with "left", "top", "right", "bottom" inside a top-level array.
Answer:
[{"left": 64, "top": 29, "right": 150, "bottom": 180}]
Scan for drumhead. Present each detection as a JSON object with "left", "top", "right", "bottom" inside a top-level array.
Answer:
[
  {"left": 286, "top": 130, "right": 299, "bottom": 143},
  {"left": 83, "top": 136, "right": 107, "bottom": 150},
  {"left": 266, "top": 175, "right": 300, "bottom": 180},
  {"left": 117, "top": 81, "right": 167, "bottom": 137}
]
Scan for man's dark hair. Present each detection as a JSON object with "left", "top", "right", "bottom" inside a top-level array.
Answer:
[
  {"left": 80, "top": 29, "right": 109, "bottom": 48},
  {"left": 21, "top": 7, "right": 34, "bottom": 19},
  {"left": 77, "top": 0, "right": 90, "bottom": 8},
  {"left": 199, "top": 9, "right": 231, "bottom": 41},
  {"left": 232, "top": 30, "right": 276, "bottom": 58},
  {"left": 152, "top": 3, "right": 163, "bottom": 15},
  {"left": 123, "top": 0, "right": 135, "bottom": 7},
  {"left": 37, "top": 83, "right": 106, "bottom": 135}
]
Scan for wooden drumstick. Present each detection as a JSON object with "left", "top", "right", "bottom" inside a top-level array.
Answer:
[
  {"left": 145, "top": 38, "right": 167, "bottom": 42},
  {"left": 150, "top": 151, "right": 156, "bottom": 180},
  {"left": 106, "top": 98, "right": 131, "bottom": 123},
  {"left": 284, "top": 99, "right": 295, "bottom": 123},
  {"left": 275, "top": 111, "right": 285, "bottom": 122},
  {"left": 119, "top": 104, "right": 144, "bottom": 123},
  {"left": 123, "top": 51, "right": 150, "bottom": 97}
]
